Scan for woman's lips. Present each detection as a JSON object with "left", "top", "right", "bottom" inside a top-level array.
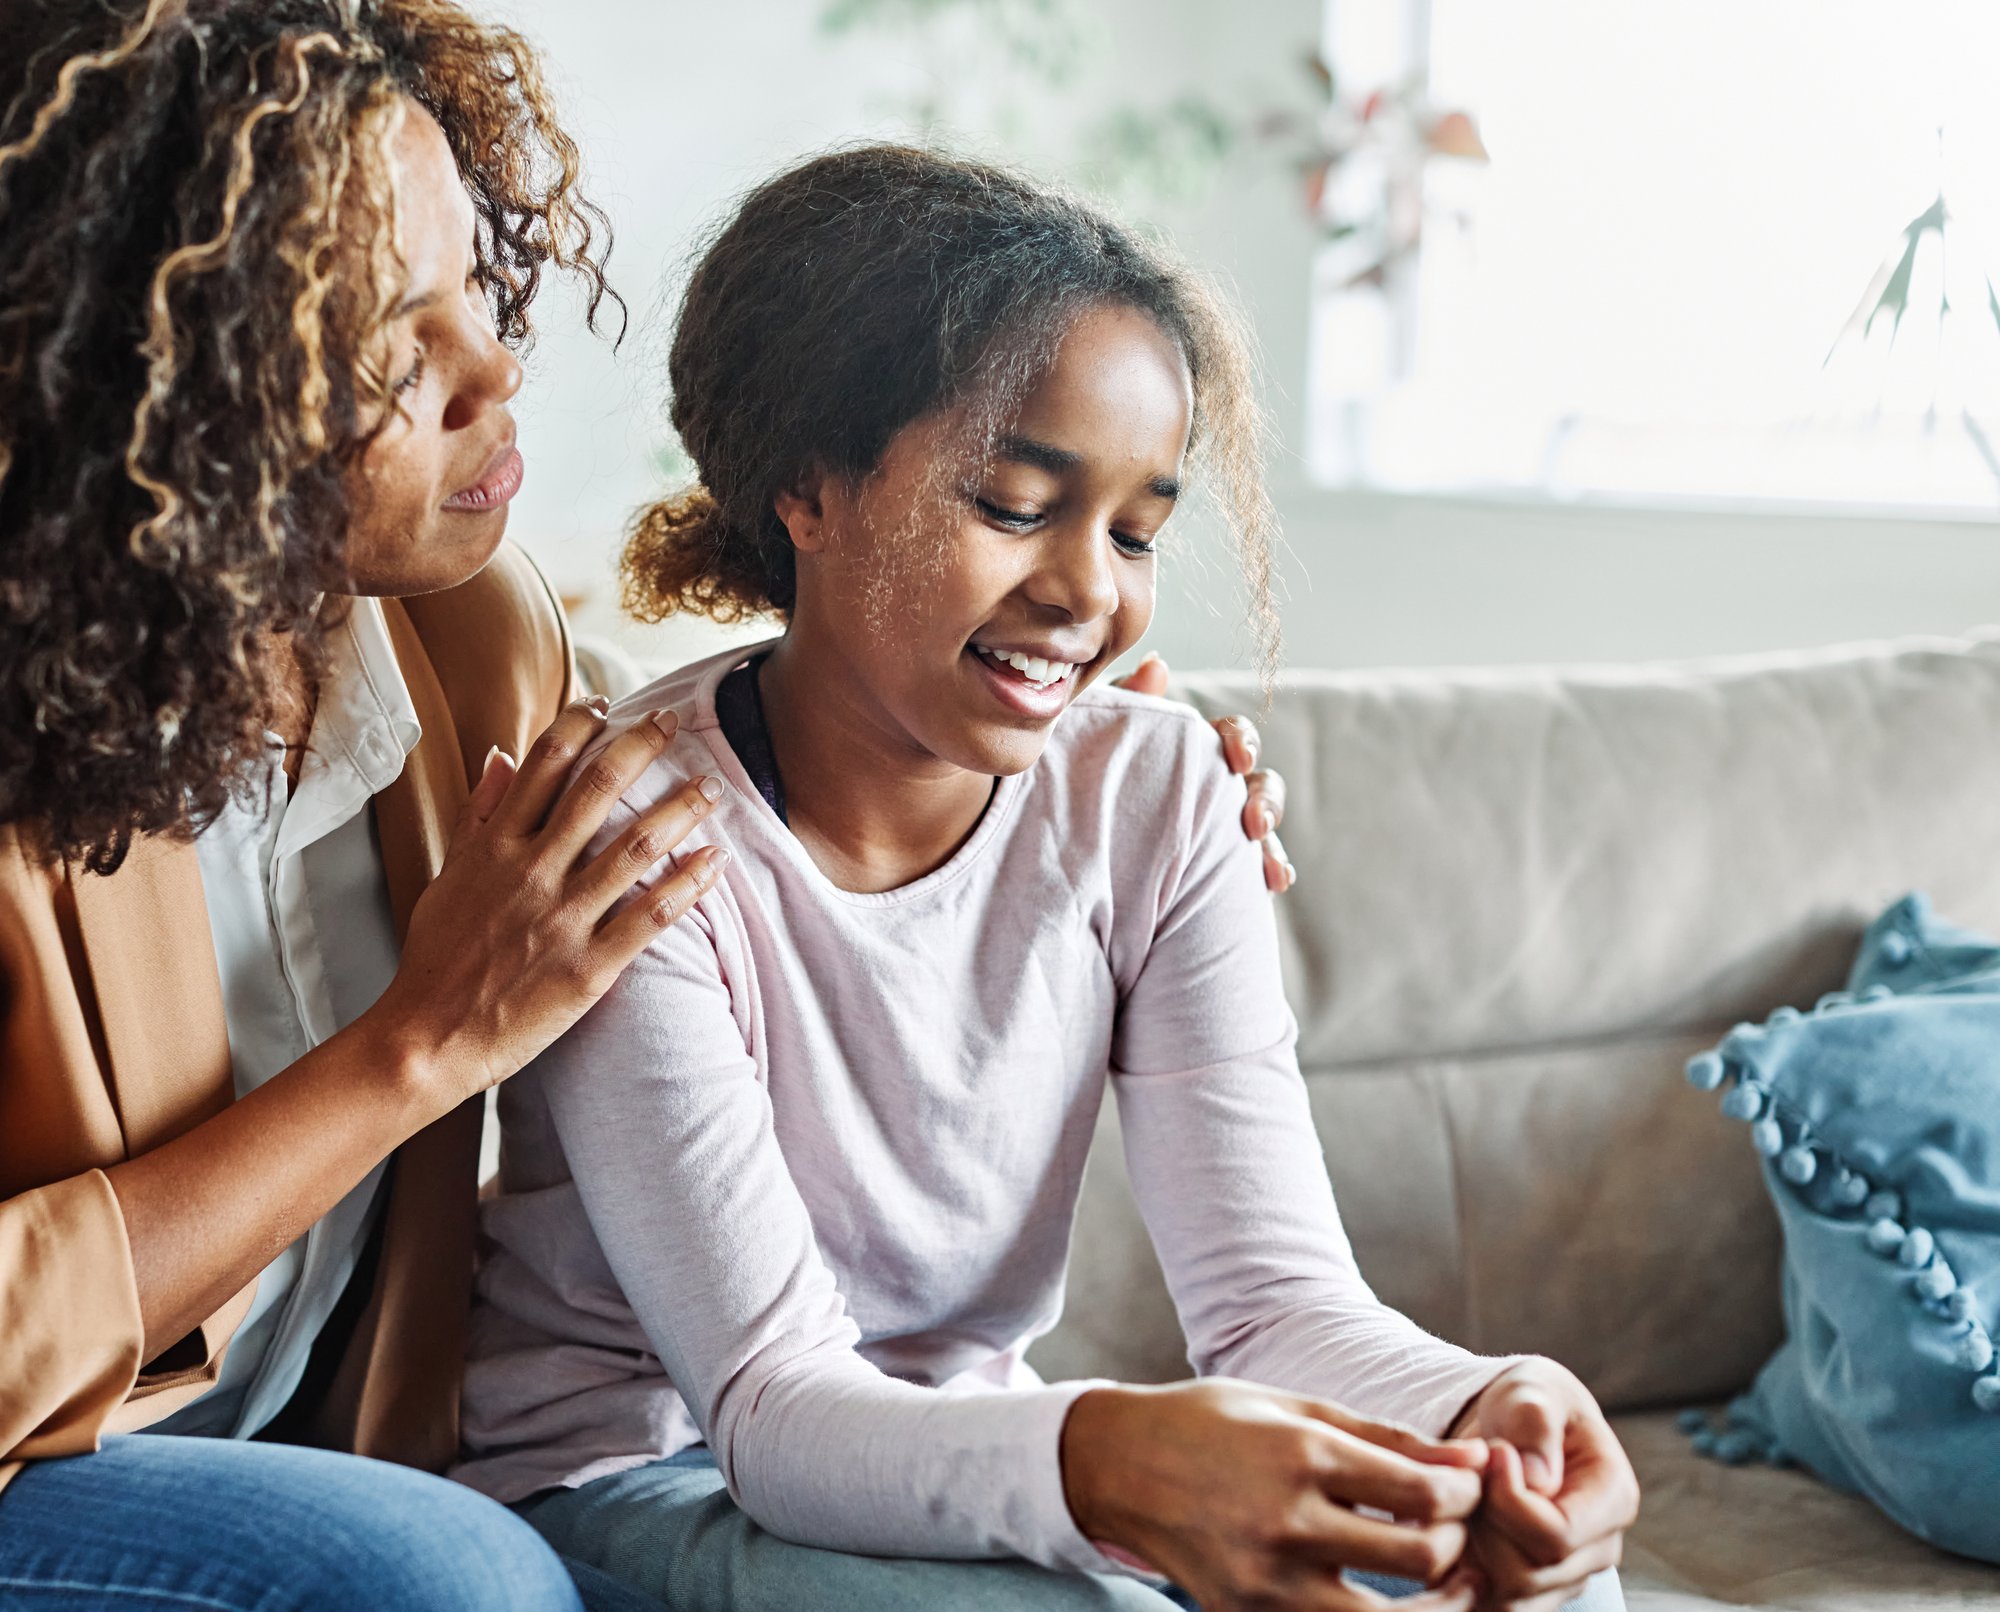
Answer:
[{"left": 443, "top": 443, "right": 525, "bottom": 513}]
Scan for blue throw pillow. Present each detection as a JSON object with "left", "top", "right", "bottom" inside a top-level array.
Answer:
[{"left": 1683, "top": 892, "right": 2000, "bottom": 1563}]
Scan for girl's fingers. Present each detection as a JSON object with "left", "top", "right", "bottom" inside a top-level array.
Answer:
[
  {"left": 1469, "top": 1520, "right": 1623, "bottom": 1609},
  {"left": 1309, "top": 1430, "right": 1485, "bottom": 1525},
  {"left": 1482, "top": 1442, "right": 1580, "bottom": 1568},
  {"left": 1297, "top": 1397, "right": 1493, "bottom": 1472},
  {"left": 1291, "top": 1502, "right": 1468, "bottom": 1586},
  {"left": 598, "top": 844, "right": 731, "bottom": 961},
  {"left": 488, "top": 696, "right": 615, "bottom": 837},
  {"left": 576, "top": 776, "right": 726, "bottom": 917},
  {"left": 535, "top": 708, "right": 680, "bottom": 864},
  {"left": 1553, "top": 1438, "right": 1642, "bottom": 1544},
  {"left": 1389, "top": 1569, "right": 1482, "bottom": 1612}
]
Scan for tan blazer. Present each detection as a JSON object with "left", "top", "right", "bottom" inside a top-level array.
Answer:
[{"left": 0, "top": 543, "right": 572, "bottom": 1488}]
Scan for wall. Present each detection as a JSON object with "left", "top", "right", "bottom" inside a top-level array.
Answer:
[{"left": 487, "top": 0, "right": 2000, "bottom": 675}]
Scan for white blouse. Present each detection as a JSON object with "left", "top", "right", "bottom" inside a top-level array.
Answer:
[{"left": 152, "top": 596, "right": 419, "bottom": 1439}]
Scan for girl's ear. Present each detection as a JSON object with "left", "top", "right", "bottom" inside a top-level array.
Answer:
[{"left": 773, "top": 467, "right": 832, "bottom": 555}]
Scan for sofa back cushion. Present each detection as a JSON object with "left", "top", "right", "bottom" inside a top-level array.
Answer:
[{"left": 1031, "top": 634, "right": 2000, "bottom": 1412}]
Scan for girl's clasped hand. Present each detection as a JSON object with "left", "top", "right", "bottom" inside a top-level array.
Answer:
[{"left": 1061, "top": 1359, "right": 1636, "bottom": 1611}]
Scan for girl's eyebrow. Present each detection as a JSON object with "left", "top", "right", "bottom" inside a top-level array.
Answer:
[
  {"left": 998, "top": 434, "right": 1180, "bottom": 501},
  {"left": 997, "top": 434, "right": 1082, "bottom": 475}
]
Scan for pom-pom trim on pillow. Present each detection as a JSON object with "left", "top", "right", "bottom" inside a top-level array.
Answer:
[{"left": 1685, "top": 1000, "right": 2000, "bottom": 1433}]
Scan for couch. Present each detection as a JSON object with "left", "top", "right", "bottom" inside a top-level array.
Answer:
[{"left": 580, "top": 630, "right": 2000, "bottom": 1610}]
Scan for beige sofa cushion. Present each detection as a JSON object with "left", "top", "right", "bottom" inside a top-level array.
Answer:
[
  {"left": 1614, "top": 1411, "right": 1999, "bottom": 1609},
  {"left": 1033, "top": 635, "right": 2000, "bottom": 1412}
]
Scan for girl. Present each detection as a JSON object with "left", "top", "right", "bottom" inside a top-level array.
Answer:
[{"left": 457, "top": 147, "right": 1636, "bottom": 1611}]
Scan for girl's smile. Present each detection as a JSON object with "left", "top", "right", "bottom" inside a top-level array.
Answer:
[{"left": 966, "top": 640, "right": 1081, "bottom": 718}]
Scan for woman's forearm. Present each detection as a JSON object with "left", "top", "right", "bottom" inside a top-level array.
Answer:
[{"left": 104, "top": 1012, "right": 441, "bottom": 1363}]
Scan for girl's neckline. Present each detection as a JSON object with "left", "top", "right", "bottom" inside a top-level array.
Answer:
[{"left": 692, "top": 639, "right": 1024, "bottom": 909}]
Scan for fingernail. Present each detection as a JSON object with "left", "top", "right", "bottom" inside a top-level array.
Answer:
[
  {"left": 1523, "top": 1452, "right": 1554, "bottom": 1492},
  {"left": 482, "top": 744, "right": 502, "bottom": 772},
  {"left": 698, "top": 774, "right": 724, "bottom": 803},
  {"left": 582, "top": 693, "right": 611, "bottom": 714},
  {"left": 1254, "top": 805, "right": 1273, "bottom": 837},
  {"left": 705, "top": 846, "right": 732, "bottom": 875},
  {"left": 651, "top": 707, "right": 679, "bottom": 742},
  {"left": 1141, "top": 650, "right": 1165, "bottom": 668}
]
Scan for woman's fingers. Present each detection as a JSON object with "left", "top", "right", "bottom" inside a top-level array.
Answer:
[
  {"left": 1244, "top": 766, "right": 1286, "bottom": 835},
  {"left": 599, "top": 845, "right": 731, "bottom": 962},
  {"left": 1112, "top": 650, "right": 1170, "bottom": 697},
  {"left": 1214, "top": 713, "right": 1261, "bottom": 774},
  {"left": 1244, "top": 768, "right": 1297, "bottom": 892},
  {"left": 534, "top": 707, "right": 681, "bottom": 863},
  {"left": 1261, "top": 827, "right": 1296, "bottom": 893},
  {"left": 487, "top": 696, "right": 615, "bottom": 837},
  {"left": 471, "top": 744, "right": 517, "bottom": 819},
  {"left": 575, "top": 775, "right": 726, "bottom": 917}
]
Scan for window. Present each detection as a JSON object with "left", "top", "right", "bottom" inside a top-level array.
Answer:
[{"left": 1311, "top": 0, "right": 2000, "bottom": 514}]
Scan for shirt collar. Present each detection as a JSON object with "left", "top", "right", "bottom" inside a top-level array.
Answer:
[{"left": 272, "top": 595, "right": 424, "bottom": 862}]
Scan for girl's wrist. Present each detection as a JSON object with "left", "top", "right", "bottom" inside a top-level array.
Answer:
[{"left": 1059, "top": 1385, "right": 1149, "bottom": 1548}]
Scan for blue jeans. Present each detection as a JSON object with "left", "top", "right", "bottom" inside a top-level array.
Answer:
[
  {"left": 0, "top": 1434, "right": 652, "bottom": 1612},
  {"left": 519, "top": 1445, "right": 1626, "bottom": 1612}
]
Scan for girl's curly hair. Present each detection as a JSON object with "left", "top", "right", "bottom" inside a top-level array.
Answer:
[
  {"left": 622, "top": 145, "right": 1280, "bottom": 688},
  {"left": 0, "top": 0, "right": 617, "bottom": 872}
]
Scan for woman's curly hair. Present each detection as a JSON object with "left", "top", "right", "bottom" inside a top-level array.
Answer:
[
  {"left": 0, "top": 0, "right": 617, "bottom": 872},
  {"left": 622, "top": 145, "right": 1280, "bottom": 687}
]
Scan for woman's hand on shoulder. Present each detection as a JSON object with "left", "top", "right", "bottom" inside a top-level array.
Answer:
[
  {"left": 1061, "top": 1378, "right": 1489, "bottom": 1610},
  {"left": 1112, "top": 652, "right": 1294, "bottom": 894},
  {"left": 367, "top": 696, "right": 730, "bottom": 1113},
  {"left": 1449, "top": 1358, "right": 1638, "bottom": 1612}
]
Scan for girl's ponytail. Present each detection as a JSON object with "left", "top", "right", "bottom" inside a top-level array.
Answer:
[{"left": 620, "top": 484, "right": 796, "bottom": 625}]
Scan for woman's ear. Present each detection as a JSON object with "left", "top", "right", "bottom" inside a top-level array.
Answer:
[{"left": 773, "top": 468, "right": 832, "bottom": 555}]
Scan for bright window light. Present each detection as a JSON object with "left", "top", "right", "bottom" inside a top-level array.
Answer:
[{"left": 1311, "top": 0, "right": 2000, "bottom": 514}]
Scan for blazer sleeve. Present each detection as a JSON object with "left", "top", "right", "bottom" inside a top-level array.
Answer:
[
  {"left": 0, "top": 835, "right": 148, "bottom": 1464},
  {"left": 0, "top": 1170, "right": 146, "bottom": 1461}
]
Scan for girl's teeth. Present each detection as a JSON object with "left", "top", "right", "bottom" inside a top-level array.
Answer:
[{"left": 977, "top": 646, "right": 1073, "bottom": 688}]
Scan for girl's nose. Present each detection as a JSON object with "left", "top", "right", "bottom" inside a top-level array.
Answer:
[{"left": 1030, "top": 523, "right": 1122, "bottom": 623}]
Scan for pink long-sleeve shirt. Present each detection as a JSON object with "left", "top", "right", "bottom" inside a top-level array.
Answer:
[{"left": 454, "top": 642, "right": 1513, "bottom": 1572}]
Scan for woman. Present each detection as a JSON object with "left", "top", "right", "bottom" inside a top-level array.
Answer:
[
  {"left": 0, "top": 7, "right": 1282, "bottom": 1607},
  {"left": 457, "top": 147, "right": 1638, "bottom": 1612}
]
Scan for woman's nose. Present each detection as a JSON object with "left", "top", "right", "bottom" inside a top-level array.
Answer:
[{"left": 442, "top": 333, "right": 524, "bottom": 433}]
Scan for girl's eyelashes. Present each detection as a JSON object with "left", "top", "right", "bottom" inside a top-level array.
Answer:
[
  {"left": 974, "top": 495, "right": 1159, "bottom": 556},
  {"left": 975, "top": 496, "right": 1040, "bottom": 529}
]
